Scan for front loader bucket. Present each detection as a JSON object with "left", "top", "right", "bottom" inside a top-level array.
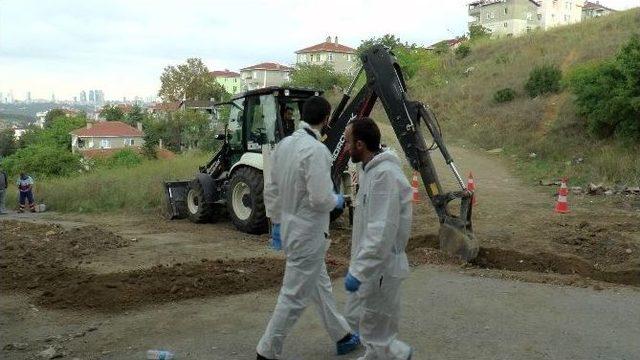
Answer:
[{"left": 164, "top": 181, "right": 189, "bottom": 220}]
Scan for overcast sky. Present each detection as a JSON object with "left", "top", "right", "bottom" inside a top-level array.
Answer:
[{"left": 1, "top": 0, "right": 638, "bottom": 101}]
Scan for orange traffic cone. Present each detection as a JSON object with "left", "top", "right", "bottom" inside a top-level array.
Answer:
[
  {"left": 467, "top": 172, "right": 477, "bottom": 205},
  {"left": 411, "top": 172, "right": 420, "bottom": 203},
  {"left": 554, "top": 178, "right": 570, "bottom": 213}
]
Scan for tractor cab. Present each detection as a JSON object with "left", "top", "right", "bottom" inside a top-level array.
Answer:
[
  {"left": 165, "top": 87, "right": 322, "bottom": 234},
  {"left": 219, "top": 87, "right": 321, "bottom": 160}
]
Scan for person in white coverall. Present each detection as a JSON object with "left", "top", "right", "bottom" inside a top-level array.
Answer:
[
  {"left": 256, "top": 96, "right": 360, "bottom": 360},
  {"left": 343, "top": 118, "right": 413, "bottom": 360}
]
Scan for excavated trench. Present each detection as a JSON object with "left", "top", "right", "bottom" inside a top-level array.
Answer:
[{"left": 1, "top": 220, "right": 638, "bottom": 313}]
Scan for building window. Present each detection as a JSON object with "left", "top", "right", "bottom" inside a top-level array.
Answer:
[
  {"left": 486, "top": 12, "right": 490, "bottom": 19},
  {"left": 504, "top": 7, "right": 508, "bottom": 14},
  {"left": 100, "top": 139, "right": 111, "bottom": 148},
  {"left": 233, "top": 86, "right": 237, "bottom": 93},
  {"left": 527, "top": 26, "right": 532, "bottom": 32},
  {"left": 504, "top": 22, "right": 508, "bottom": 27},
  {"left": 328, "top": 53, "right": 333, "bottom": 61},
  {"left": 526, "top": 12, "right": 532, "bottom": 20},
  {"left": 124, "top": 138, "right": 135, "bottom": 146},
  {"left": 564, "top": 14, "right": 570, "bottom": 21},
  {"left": 347, "top": 54, "right": 352, "bottom": 61}
]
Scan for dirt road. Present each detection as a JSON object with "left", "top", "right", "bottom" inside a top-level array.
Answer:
[{"left": 1, "top": 145, "right": 638, "bottom": 359}]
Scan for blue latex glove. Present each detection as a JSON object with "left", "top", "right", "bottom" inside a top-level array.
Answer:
[
  {"left": 344, "top": 272, "right": 361, "bottom": 292},
  {"left": 335, "top": 193, "right": 345, "bottom": 210},
  {"left": 270, "top": 223, "right": 282, "bottom": 251}
]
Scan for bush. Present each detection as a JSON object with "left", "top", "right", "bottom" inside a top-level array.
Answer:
[
  {"left": 567, "top": 35, "right": 640, "bottom": 140},
  {"left": 1, "top": 144, "right": 82, "bottom": 177},
  {"left": 524, "top": 64, "right": 562, "bottom": 97},
  {"left": 493, "top": 88, "right": 516, "bottom": 103},
  {"left": 100, "top": 149, "right": 143, "bottom": 168},
  {"left": 455, "top": 44, "right": 471, "bottom": 59}
]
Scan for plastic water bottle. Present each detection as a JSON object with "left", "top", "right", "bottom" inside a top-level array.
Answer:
[{"left": 146, "top": 350, "right": 174, "bottom": 360}]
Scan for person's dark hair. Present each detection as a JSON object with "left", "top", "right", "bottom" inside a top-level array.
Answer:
[
  {"left": 351, "top": 117, "right": 381, "bottom": 152},
  {"left": 302, "top": 96, "right": 331, "bottom": 125}
]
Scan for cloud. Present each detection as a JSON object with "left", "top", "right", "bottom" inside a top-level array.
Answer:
[{"left": 0, "top": 0, "right": 637, "bottom": 100}]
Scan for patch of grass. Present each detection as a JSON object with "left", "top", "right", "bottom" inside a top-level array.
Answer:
[{"left": 4, "top": 152, "right": 210, "bottom": 213}]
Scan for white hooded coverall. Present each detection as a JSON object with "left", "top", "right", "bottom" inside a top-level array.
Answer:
[
  {"left": 345, "top": 151, "right": 413, "bottom": 360},
  {"left": 257, "top": 121, "right": 352, "bottom": 359}
]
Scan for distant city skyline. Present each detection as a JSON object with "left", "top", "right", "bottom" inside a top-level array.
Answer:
[
  {"left": 1, "top": 0, "right": 637, "bottom": 101},
  {"left": 0, "top": 87, "right": 152, "bottom": 104}
]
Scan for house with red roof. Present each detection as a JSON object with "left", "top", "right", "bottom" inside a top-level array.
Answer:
[
  {"left": 211, "top": 69, "right": 242, "bottom": 94},
  {"left": 295, "top": 36, "right": 357, "bottom": 74},
  {"left": 70, "top": 121, "right": 144, "bottom": 156},
  {"left": 239, "top": 62, "right": 293, "bottom": 91}
]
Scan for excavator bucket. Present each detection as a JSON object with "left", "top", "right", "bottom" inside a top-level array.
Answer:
[
  {"left": 435, "top": 193, "right": 478, "bottom": 261},
  {"left": 164, "top": 180, "right": 189, "bottom": 220}
]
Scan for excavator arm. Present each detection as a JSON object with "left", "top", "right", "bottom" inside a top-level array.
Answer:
[{"left": 323, "top": 45, "right": 478, "bottom": 261}]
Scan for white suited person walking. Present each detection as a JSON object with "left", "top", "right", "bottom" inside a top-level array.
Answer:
[
  {"left": 256, "top": 96, "right": 360, "bottom": 359},
  {"left": 343, "top": 118, "right": 413, "bottom": 360}
]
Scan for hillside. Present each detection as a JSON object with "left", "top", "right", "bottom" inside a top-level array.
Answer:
[{"left": 409, "top": 8, "right": 640, "bottom": 185}]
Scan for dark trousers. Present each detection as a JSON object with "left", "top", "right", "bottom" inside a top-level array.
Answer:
[{"left": 19, "top": 190, "right": 35, "bottom": 212}]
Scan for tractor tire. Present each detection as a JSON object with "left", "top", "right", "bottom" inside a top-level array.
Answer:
[
  {"left": 187, "top": 178, "right": 214, "bottom": 223},
  {"left": 227, "top": 167, "right": 268, "bottom": 234}
]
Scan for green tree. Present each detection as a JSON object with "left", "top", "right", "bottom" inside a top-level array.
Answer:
[
  {"left": 0, "top": 128, "right": 17, "bottom": 157},
  {"left": 140, "top": 116, "right": 163, "bottom": 159},
  {"left": 357, "top": 34, "right": 429, "bottom": 80},
  {"left": 44, "top": 108, "right": 66, "bottom": 128},
  {"left": 356, "top": 34, "right": 410, "bottom": 57},
  {"left": 287, "top": 63, "right": 350, "bottom": 91},
  {"left": 124, "top": 104, "right": 145, "bottom": 126},
  {"left": 468, "top": 24, "right": 491, "bottom": 42},
  {"left": 19, "top": 115, "right": 86, "bottom": 150},
  {"left": 171, "top": 110, "right": 210, "bottom": 150},
  {"left": 158, "top": 58, "right": 228, "bottom": 102},
  {"left": 100, "top": 105, "right": 125, "bottom": 121},
  {"left": 1, "top": 144, "right": 82, "bottom": 177}
]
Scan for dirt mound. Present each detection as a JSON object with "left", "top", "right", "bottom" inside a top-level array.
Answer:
[
  {"left": 0, "top": 221, "right": 129, "bottom": 291},
  {"left": 37, "top": 258, "right": 286, "bottom": 311},
  {"left": 550, "top": 220, "right": 639, "bottom": 267}
]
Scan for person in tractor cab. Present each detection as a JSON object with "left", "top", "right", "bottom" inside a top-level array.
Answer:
[
  {"left": 282, "top": 106, "right": 295, "bottom": 136},
  {"left": 256, "top": 96, "right": 360, "bottom": 359},
  {"left": 17, "top": 172, "right": 36, "bottom": 213}
]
